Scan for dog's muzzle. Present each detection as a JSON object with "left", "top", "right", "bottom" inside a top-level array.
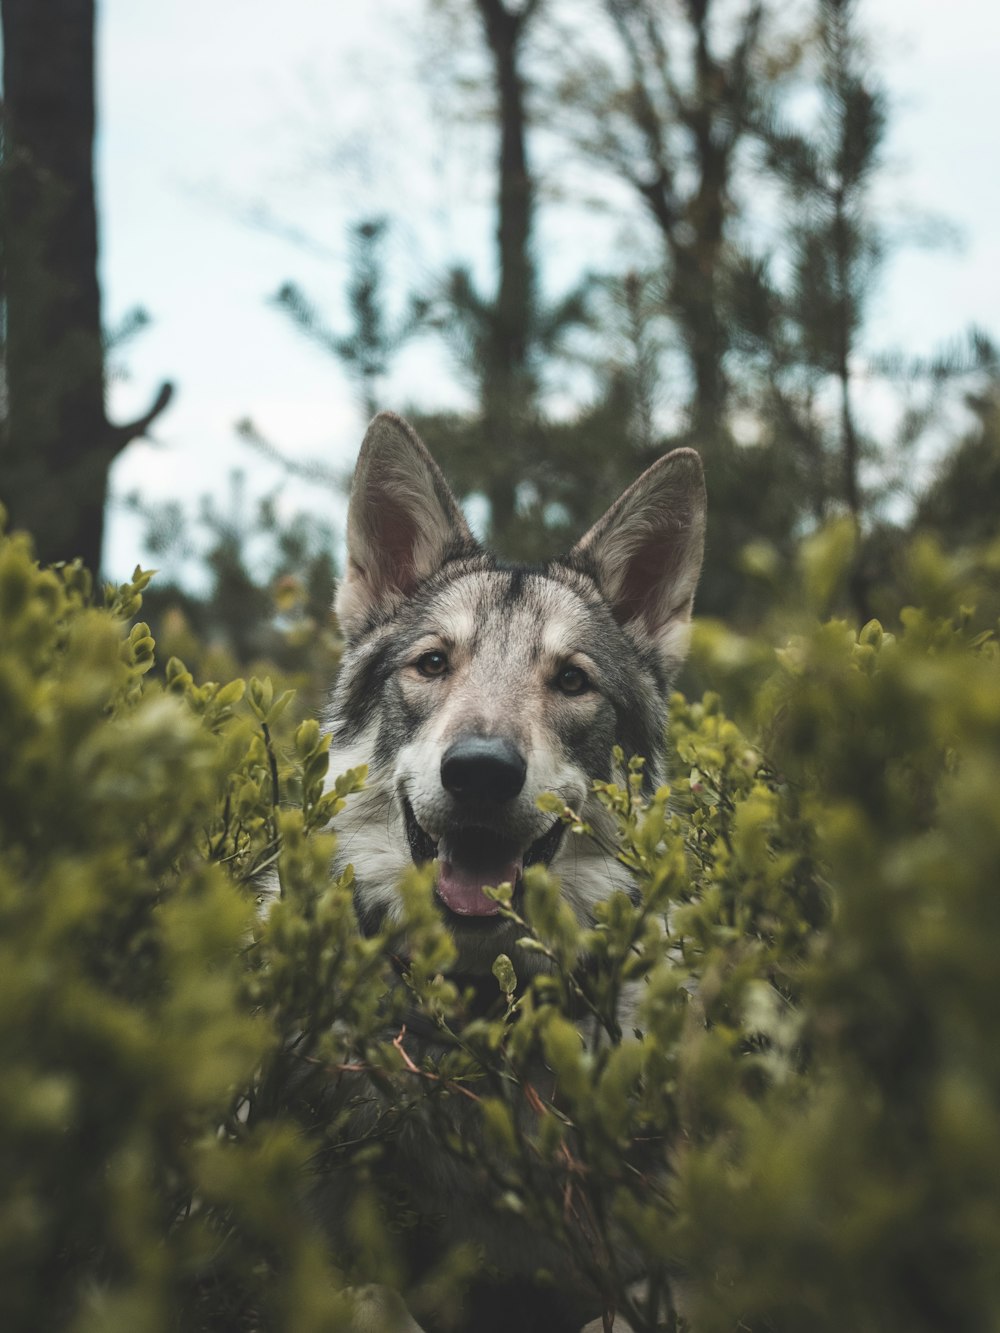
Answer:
[{"left": 401, "top": 734, "right": 565, "bottom": 918}]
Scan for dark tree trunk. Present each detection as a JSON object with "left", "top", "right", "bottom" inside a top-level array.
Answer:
[
  {"left": 478, "top": 0, "right": 535, "bottom": 390},
  {"left": 474, "top": 0, "right": 539, "bottom": 550},
  {"left": 675, "top": 3, "right": 731, "bottom": 449},
  {"left": 1, "top": 0, "right": 171, "bottom": 576}
]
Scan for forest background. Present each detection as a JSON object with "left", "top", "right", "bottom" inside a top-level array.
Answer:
[{"left": 3, "top": 0, "right": 999, "bottom": 658}]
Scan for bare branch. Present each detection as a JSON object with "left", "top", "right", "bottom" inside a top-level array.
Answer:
[{"left": 109, "top": 380, "right": 174, "bottom": 456}]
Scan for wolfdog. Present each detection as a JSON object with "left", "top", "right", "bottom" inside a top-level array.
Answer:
[{"left": 317, "top": 412, "right": 706, "bottom": 1332}]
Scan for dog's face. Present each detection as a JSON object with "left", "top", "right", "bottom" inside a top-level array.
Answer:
[{"left": 327, "top": 414, "right": 705, "bottom": 971}]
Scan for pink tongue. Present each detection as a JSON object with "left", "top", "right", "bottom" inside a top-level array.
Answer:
[{"left": 435, "top": 857, "right": 522, "bottom": 917}]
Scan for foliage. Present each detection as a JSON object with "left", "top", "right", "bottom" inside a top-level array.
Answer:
[
  {"left": 0, "top": 524, "right": 405, "bottom": 1332},
  {"left": 2, "top": 509, "right": 999, "bottom": 1330},
  {"left": 671, "top": 526, "right": 1000, "bottom": 1333}
]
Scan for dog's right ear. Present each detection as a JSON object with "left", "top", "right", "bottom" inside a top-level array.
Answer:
[
  {"left": 571, "top": 448, "right": 706, "bottom": 676},
  {"left": 336, "top": 412, "right": 476, "bottom": 637}
]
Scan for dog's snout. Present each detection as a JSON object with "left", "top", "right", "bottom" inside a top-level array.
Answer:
[{"left": 441, "top": 736, "right": 527, "bottom": 803}]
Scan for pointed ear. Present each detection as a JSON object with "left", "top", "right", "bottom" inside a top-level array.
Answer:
[
  {"left": 336, "top": 413, "right": 476, "bottom": 637},
  {"left": 571, "top": 448, "right": 706, "bottom": 674}
]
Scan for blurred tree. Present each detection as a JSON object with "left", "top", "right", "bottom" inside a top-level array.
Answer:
[
  {"left": 0, "top": 0, "right": 173, "bottom": 577},
  {"left": 471, "top": 0, "right": 541, "bottom": 525},
  {"left": 550, "top": 0, "right": 784, "bottom": 451},
  {"left": 413, "top": 0, "right": 553, "bottom": 553},
  {"left": 915, "top": 377, "right": 1000, "bottom": 550},
  {"left": 265, "top": 2, "right": 605, "bottom": 559},
  {"left": 416, "top": 0, "right": 817, "bottom": 589},
  {"left": 542, "top": 0, "right": 811, "bottom": 617},
  {"left": 415, "top": 0, "right": 672, "bottom": 560},
  {"left": 726, "top": 0, "right": 888, "bottom": 616},
  {"left": 272, "top": 217, "right": 409, "bottom": 421}
]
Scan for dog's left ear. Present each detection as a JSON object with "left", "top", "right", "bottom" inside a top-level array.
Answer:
[
  {"left": 337, "top": 412, "right": 477, "bottom": 637},
  {"left": 572, "top": 448, "right": 706, "bottom": 673}
]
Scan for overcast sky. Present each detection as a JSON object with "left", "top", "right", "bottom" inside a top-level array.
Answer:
[{"left": 99, "top": 0, "right": 1000, "bottom": 582}]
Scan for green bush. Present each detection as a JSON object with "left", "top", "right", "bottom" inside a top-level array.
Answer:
[{"left": 1, "top": 518, "right": 998, "bottom": 1332}]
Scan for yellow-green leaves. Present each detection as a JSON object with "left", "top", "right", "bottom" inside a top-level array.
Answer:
[
  {"left": 492, "top": 952, "right": 518, "bottom": 1002},
  {"left": 4, "top": 517, "right": 1000, "bottom": 1332},
  {"left": 247, "top": 674, "right": 295, "bottom": 726},
  {"left": 0, "top": 531, "right": 366, "bottom": 1328}
]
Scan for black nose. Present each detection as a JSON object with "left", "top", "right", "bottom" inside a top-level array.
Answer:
[{"left": 441, "top": 736, "right": 527, "bottom": 803}]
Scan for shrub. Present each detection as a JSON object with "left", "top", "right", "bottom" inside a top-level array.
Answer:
[
  {"left": 0, "top": 517, "right": 998, "bottom": 1331},
  {"left": 0, "top": 531, "right": 376, "bottom": 1331}
]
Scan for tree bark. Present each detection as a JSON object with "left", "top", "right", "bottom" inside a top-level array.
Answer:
[
  {"left": 1, "top": 0, "right": 171, "bottom": 576},
  {"left": 676, "top": 1, "right": 731, "bottom": 448},
  {"left": 474, "top": 0, "right": 539, "bottom": 549}
]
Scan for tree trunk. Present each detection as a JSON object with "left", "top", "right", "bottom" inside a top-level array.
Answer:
[
  {"left": 678, "top": 8, "right": 730, "bottom": 448},
  {"left": 1, "top": 0, "right": 171, "bottom": 576},
  {"left": 475, "top": 0, "right": 538, "bottom": 550}
]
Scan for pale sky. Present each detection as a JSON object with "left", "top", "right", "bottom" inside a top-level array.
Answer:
[{"left": 99, "top": 0, "right": 1000, "bottom": 583}]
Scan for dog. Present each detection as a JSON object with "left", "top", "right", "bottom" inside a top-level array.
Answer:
[{"left": 316, "top": 412, "right": 706, "bottom": 1331}]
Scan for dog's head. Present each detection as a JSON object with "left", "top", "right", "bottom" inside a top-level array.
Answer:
[{"left": 328, "top": 413, "right": 705, "bottom": 969}]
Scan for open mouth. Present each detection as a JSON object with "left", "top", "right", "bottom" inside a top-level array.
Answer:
[{"left": 402, "top": 797, "right": 565, "bottom": 919}]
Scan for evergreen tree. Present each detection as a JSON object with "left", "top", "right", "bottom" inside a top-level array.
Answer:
[
  {"left": 414, "top": 1, "right": 684, "bottom": 561},
  {"left": 915, "top": 376, "right": 1000, "bottom": 550},
  {"left": 729, "top": 0, "right": 888, "bottom": 615},
  {"left": 272, "top": 217, "right": 407, "bottom": 422}
]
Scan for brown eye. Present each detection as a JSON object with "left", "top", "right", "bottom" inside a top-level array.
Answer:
[
  {"left": 415, "top": 650, "right": 449, "bottom": 678},
  {"left": 556, "top": 665, "right": 590, "bottom": 696}
]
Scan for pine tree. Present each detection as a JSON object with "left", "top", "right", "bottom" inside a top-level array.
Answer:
[
  {"left": 272, "top": 217, "right": 407, "bottom": 422},
  {"left": 915, "top": 376, "right": 1000, "bottom": 549},
  {"left": 730, "top": 0, "right": 888, "bottom": 614}
]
